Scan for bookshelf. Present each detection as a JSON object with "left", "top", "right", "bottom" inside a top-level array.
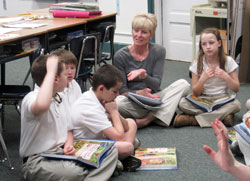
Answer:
[{"left": 190, "top": 4, "right": 227, "bottom": 60}]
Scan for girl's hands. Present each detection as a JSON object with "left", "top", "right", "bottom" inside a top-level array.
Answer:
[
  {"left": 214, "top": 68, "right": 229, "bottom": 80},
  {"left": 200, "top": 67, "right": 215, "bottom": 81},
  {"left": 201, "top": 67, "right": 229, "bottom": 81}
]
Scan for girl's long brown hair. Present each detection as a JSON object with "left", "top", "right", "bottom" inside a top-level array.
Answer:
[{"left": 196, "top": 27, "right": 227, "bottom": 75}]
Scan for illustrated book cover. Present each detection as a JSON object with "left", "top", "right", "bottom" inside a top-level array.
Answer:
[
  {"left": 127, "top": 92, "right": 163, "bottom": 111},
  {"left": 134, "top": 147, "right": 178, "bottom": 171},
  {"left": 233, "top": 117, "right": 250, "bottom": 145},
  {"left": 228, "top": 129, "right": 237, "bottom": 144},
  {"left": 185, "top": 94, "right": 236, "bottom": 112},
  {"left": 41, "top": 139, "right": 115, "bottom": 168}
]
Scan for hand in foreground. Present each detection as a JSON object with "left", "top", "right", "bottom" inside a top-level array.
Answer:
[
  {"left": 64, "top": 144, "right": 75, "bottom": 155},
  {"left": 203, "top": 119, "right": 234, "bottom": 172},
  {"left": 127, "top": 69, "right": 146, "bottom": 81},
  {"left": 136, "top": 88, "right": 160, "bottom": 99}
]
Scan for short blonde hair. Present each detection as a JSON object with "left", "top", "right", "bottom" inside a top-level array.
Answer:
[{"left": 132, "top": 13, "right": 157, "bottom": 35}]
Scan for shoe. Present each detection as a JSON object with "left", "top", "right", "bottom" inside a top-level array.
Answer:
[
  {"left": 134, "top": 137, "right": 141, "bottom": 150},
  {"left": 173, "top": 114, "right": 198, "bottom": 128},
  {"left": 112, "top": 160, "right": 124, "bottom": 177},
  {"left": 189, "top": 115, "right": 199, "bottom": 126},
  {"left": 121, "top": 155, "right": 141, "bottom": 172},
  {"left": 223, "top": 114, "right": 234, "bottom": 127},
  {"left": 230, "top": 140, "right": 243, "bottom": 156}
]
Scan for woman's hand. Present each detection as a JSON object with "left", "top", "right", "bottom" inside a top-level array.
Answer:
[
  {"left": 136, "top": 88, "right": 160, "bottom": 99},
  {"left": 127, "top": 69, "right": 147, "bottom": 81}
]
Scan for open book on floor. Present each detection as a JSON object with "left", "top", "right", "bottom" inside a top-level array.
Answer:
[
  {"left": 41, "top": 139, "right": 115, "bottom": 168},
  {"left": 127, "top": 92, "right": 163, "bottom": 111},
  {"left": 185, "top": 94, "right": 236, "bottom": 112},
  {"left": 233, "top": 117, "right": 250, "bottom": 145},
  {"left": 134, "top": 147, "right": 178, "bottom": 171}
]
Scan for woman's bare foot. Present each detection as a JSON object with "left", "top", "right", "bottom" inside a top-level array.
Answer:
[{"left": 135, "top": 113, "right": 155, "bottom": 128}]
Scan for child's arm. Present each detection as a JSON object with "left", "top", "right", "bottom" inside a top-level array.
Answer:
[
  {"left": 214, "top": 69, "right": 240, "bottom": 93},
  {"left": 119, "top": 115, "right": 129, "bottom": 132},
  {"left": 31, "top": 55, "right": 59, "bottom": 115},
  {"left": 203, "top": 119, "right": 250, "bottom": 180},
  {"left": 64, "top": 131, "right": 75, "bottom": 155},
  {"left": 192, "top": 68, "right": 215, "bottom": 96},
  {"left": 102, "top": 102, "right": 125, "bottom": 140}
]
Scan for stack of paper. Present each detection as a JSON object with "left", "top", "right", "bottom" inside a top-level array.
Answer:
[{"left": 2, "top": 20, "right": 47, "bottom": 29}]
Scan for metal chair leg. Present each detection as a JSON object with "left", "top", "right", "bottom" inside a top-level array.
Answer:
[
  {"left": 0, "top": 103, "right": 14, "bottom": 170},
  {"left": 22, "top": 68, "right": 31, "bottom": 85},
  {"left": 15, "top": 102, "right": 21, "bottom": 115},
  {"left": 0, "top": 103, "right": 4, "bottom": 131},
  {"left": 0, "top": 131, "right": 14, "bottom": 170}
]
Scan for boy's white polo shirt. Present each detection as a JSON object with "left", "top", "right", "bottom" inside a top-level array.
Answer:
[
  {"left": 19, "top": 85, "right": 72, "bottom": 158},
  {"left": 72, "top": 88, "right": 112, "bottom": 140}
]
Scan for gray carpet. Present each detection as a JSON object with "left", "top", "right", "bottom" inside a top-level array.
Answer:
[{"left": 1, "top": 58, "right": 249, "bottom": 180}]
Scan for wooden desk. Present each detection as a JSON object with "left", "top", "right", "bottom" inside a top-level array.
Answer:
[{"left": 0, "top": 9, "right": 116, "bottom": 85}]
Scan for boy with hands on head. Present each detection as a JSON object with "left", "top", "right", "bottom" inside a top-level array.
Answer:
[{"left": 52, "top": 49, "right": 82, "bottom": 106}]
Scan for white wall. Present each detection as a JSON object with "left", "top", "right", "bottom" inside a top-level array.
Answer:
[
  {"left": 99, "top": 0, "right": 148, "bottom": 44},
  {"left": 0, "top": 0, "right": 57, "bottom": 16}
]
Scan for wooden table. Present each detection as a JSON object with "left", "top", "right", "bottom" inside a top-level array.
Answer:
[{"left": 0, "top": 8, "right": 116, "bottom": 85}]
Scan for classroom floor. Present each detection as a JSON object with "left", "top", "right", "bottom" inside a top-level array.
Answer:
[{"left": 1, "top": 58, "right": 249, "bottom": 180}]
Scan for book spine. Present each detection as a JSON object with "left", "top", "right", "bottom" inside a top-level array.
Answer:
[{"left": 53, "top": 10, "right": 90, "bottom": 18}]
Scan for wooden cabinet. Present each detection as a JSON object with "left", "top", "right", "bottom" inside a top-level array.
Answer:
[{"left": 239, "top": 0, "right": 250, "bottom": 83}]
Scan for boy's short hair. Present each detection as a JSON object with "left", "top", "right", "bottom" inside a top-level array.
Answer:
[
  {"left": 92, "top": 64, "right": 123, "bottom": 91},
  {"left": 52, "top": 49, "right": 78, "bottom": 66},
  {"left": 31, "top": 55, "right": 64, "bottom": 86}
]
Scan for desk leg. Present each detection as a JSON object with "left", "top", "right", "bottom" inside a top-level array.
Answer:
[{"left": 1, "top": 64, "right": 5, "bottom": 86}]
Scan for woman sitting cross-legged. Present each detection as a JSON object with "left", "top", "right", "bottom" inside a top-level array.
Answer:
[{"left": 114, "top": 13, "right": 190, "bottom": 128}]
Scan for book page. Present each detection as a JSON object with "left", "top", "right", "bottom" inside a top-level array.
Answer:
[
  {"left": 75, "top": 143, "right": 100, "bottom": 161},
  {"left": 0, "top": 27, "right": 21, "bottom": 34},
  {"left": 0, "top": 33, "right": 19, "bottom": 40},
  {"left": 0, "top": 16, "right": 24, "bottom": 24},
  {"left": 3, "top": 22, "right": 47, "bottom": 28}
]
